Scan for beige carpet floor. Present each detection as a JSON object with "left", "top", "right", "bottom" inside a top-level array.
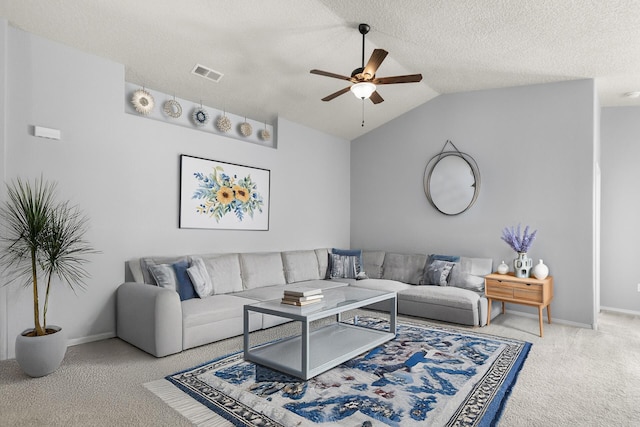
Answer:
[{"left": 0, "top": 310, "right": 639, "bottom": 426}]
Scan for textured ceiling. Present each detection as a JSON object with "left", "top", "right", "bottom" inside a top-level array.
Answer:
[{"left": 2, "top": 0, "right": 640, "bottom": 140}]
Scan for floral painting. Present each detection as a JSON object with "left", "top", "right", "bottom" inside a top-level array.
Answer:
[{"left": 180, "top": 155, "right": 270, "bottom": 230}]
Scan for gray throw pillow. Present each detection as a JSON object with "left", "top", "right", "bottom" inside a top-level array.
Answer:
[
  {"left": 188, "top": 256, "right": 213, "bottom": 297},
  {"left": 329, "top": 253, "right": 359, "bottom": 279},
  {"left": 422, "top": 260, "right": 456, "bottom": 286},
  {"left": 148, "top": 264, "right": 178, "bottom": 291}
]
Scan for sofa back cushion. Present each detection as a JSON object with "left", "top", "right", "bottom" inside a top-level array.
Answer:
[
  {"left": 362, "top": 251, "right": 385, "bottom": 279},
  {"left": 449, "top": 257, "right": 493, "bottom": 292},
  {"left": 240, "top": 252, "right": 286, "bottom": 289},
  {"left": 199, "top": 254, "right": 243, "bottom": 295},
  {"left": 282, "top": 250, "right": 321, "bottom": 283},
  {"left": 315, "top": 248, "right": 330, "bottom": 279},
  {"left": 382, "top": 253, "right": 428, "bottom": 285}
]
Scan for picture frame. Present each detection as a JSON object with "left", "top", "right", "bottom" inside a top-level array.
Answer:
[{"left": 179, "top": 154, "right": 270, "bottom": 230}]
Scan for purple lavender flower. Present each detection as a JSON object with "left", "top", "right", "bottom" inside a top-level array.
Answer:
[{"left": 501, "top": 224, "right": 537, "bottom": 252}]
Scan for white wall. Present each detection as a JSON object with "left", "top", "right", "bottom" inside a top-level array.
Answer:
[
  {"left": 600, "top": 106, "right": 640, "bottom": 314},
  {"left": 0, "top": 20, "right": 8, "bottom": 362},
  {"left": 0, "top": 23, "right": 350, "bottom": 360},
  {"left": 351, "top": 80, "right": 597, "bottom": 327}
]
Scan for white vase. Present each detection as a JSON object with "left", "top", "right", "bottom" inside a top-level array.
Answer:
[
  {"left": 497, "top": 260, "right": 509, "bottom": 274},
  {"left": 514, "top": 252, "right": 532, "bottom": 278},
  {"left": 532, "top": 259, "right": 549, "bottom": 280}
]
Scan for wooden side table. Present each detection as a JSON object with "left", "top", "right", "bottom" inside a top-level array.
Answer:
[{"left": 485, "top": 272, "right": 554, "bottom": 337}]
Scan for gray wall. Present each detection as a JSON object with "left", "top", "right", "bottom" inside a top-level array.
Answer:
[
  {"left": 600, "top": 106, "right": 640, "bottom": 313},
  {"left": 351, "top": 80, "right": 597, "bottom": 327},
  {"left": 0, "top": 23, "right": 351, "bottom": 359}
]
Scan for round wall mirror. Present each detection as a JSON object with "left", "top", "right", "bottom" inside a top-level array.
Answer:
[{"left": 424, "top": 149, "right": 480, "bottom": 215}]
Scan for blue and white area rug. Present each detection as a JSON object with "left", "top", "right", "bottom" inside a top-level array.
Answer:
[{"left": 145, "top": 318, "right": 530, "bottom": 427}]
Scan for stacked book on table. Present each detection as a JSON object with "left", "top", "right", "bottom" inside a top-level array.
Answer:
[{"left": 281, "top": 287, "right": 324, "bottom": 306}]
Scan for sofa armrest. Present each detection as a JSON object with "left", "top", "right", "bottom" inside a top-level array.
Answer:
[{"left": 116, "top": 282, "right": 182, "bottom": 357}]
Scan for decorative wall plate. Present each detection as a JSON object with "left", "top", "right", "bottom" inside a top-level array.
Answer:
[
  {"left": 131, "top": 89, "right": 155, "bottom": 115},
  {"left": 163, "top": 99, "right": 182, "bottom": 118},
  {"left": 259, "top": 128, "right": 271, "bottom": 141},
  {"left": 239, "top": 122, "right": 253, "bottom": 137},
  {"left": 216, "top": 115, "right": 232, "bottom": 133},
  {"left": 191, "top": 108, "right": 210, "bottom": 126}
]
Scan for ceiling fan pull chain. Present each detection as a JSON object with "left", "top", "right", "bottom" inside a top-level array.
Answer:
[{"left": 361, "top": 99, "right": 365, "bottom": 127}]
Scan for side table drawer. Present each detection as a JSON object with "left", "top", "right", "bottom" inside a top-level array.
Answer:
[
  {"left": 512, "top": 282, "right": 543, "bottom": 303},
  {"left": 485, "top": 279, "right": 514, "bottom": 299}
]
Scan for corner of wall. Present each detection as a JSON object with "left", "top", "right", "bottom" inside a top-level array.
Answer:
[{"left": 0, "top": 18, "right": 9, "bottom": 360}]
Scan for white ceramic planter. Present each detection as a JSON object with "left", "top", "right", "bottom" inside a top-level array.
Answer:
[{"left": 15, "top": 325, "right": 67, "bottom": 377}]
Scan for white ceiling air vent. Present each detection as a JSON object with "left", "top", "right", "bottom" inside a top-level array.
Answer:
[{"left": 191, "top": 64, "right": 224, "bottom": 83}]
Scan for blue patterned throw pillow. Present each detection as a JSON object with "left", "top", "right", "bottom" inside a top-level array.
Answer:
[{"left": 422, "top": 260, "right": 456, "bottom": 286}]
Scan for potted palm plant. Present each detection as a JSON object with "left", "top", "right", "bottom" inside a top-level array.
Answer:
[{"left": 0, "top": 177, "right": 96, "bottom": 377}]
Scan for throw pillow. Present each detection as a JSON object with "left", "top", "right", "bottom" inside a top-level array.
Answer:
[
  {"left": 427, "top": 254, "right": 461, "bottom": 263},
  {"left": 188, "top": 256, "right": 214, "bottom": 297},
  {"left": 328, "top": 253, "right": 359, "bottom": 279},
  {"left": 148, "top": 264, "right": 178, "bottom": 291},
  {"left": 172, "top": 260, "right": 198, "bottom": 301},
  {"left": 331, "top": 248, "right": 363, "bottom": 273},
  {"left": 422, "top": 260, "right": 456, "bottom": 286}
]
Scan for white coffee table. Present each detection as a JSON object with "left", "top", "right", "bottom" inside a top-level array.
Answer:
[{"left": 243, "top": 286, "right": 397, "bottom": 380}]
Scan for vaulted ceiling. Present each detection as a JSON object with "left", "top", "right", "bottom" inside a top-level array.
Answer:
[{"left": 2, "top": 0, "right": 640, "bottom": 140}]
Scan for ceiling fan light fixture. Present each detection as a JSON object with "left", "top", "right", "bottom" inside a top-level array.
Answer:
[{"left": 350, "top": 82, "right": 376, "bottom": 99}]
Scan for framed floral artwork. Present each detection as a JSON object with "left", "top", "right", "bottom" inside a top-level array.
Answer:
[{"left": 179, "top": 154, "right": 270, "bottom": 230}]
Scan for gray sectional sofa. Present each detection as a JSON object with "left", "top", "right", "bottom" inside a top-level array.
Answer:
[{"left": 116, "top": 248, "right": 500, "bottom": 357}]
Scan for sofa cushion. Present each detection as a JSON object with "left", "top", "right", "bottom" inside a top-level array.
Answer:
[
  {"left": 362, "top": 251, "right": 385, "bottom": 279},
  {"left": 398, "top": 285, "right": 480, "bottom": 310},
  {"left": 315, "top": 248, "right": 330, "bottom": 278},
  {"left": 127, "top": 258, "right": 145, "bottom": 283},
  {"left": 350, "top": 278, "right": 412, "bottom": 293},
  {"left": 422, "top": 260, "right": 456, "bottom": 286},
  {"left": 199, "top": 254, "right": 243, "bottom": 295},
  {"left": 234, "top": 285, "right": 286, "bottom": 302},
  {"left": 181, "top": 294, "right": 255, "bottom": 328},
  {"left": 281, "top": 250, "right": 321, "bottom": 284},
  {"left": 449, "top": 257, "right": 493, "bottom": 292},
  {"left": 382, "top": 253, "right": 428, "bottom": 285},
  {"left": 240, "top": 252, "right": 286, "bottom": 289}
]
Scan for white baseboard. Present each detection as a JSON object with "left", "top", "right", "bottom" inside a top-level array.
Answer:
[
  {"left": 504, "top": 309, "right": 592, "bottom": 329},
  {"left": 600, "top": 306, "right": 640, "bottom": 317},
  {"left": 67, "top": 331, "right": 116, "bottom": 347}
]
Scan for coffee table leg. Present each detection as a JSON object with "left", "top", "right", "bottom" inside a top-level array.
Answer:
[
  {"left": 243, "top": 307, "right": 250, "bottom": 360},
  {"left": 389, "top": 296, "right": 397, "bottom": 334},
  {"left": 301, "top": 320, "right": 309, "bottom": 378}
]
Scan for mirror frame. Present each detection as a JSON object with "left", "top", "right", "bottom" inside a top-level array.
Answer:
[{"left": 423, "top": 146, "right": 480, "bottom": 216}]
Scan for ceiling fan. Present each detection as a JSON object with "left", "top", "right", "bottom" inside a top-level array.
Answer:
[{"left": 310, "top": 23, "right": 423, "bottom": 104}]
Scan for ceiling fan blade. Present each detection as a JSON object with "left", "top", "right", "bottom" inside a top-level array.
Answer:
[
  {"left": 373, "top": 74, "right": 423, "bottom": 85},
  {"left": 362, "top": 49, "right": 388, "bottom": 79},
  {"left": 321, "top": 87, "right": 351, "bottom": 102},
  {"left": 310, "top": 69, "right": 354, "bottom": 82},
  {"left": 369, "top": 91, "right": 384, "bottom": 104}
]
